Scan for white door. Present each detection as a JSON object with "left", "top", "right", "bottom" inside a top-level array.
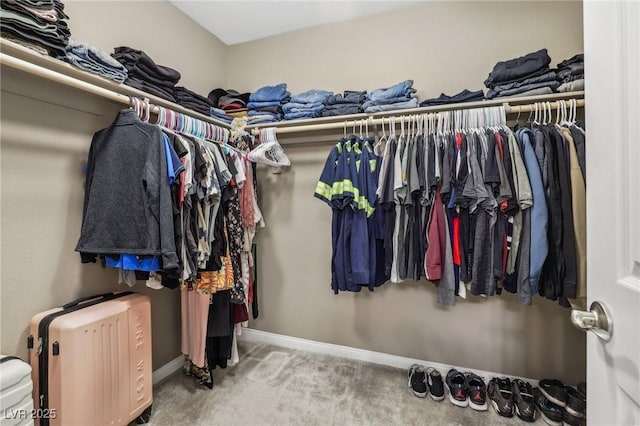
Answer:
[{"left": 582, "top": 1, "right": 640, "bottom": 424}]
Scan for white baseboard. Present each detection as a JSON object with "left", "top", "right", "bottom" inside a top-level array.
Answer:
[
  {"left": 240, "top": 328, "right": 538, "bottom": 385},
  {"left": 153, "top": 354, "right": 184, "bottom": 385}
]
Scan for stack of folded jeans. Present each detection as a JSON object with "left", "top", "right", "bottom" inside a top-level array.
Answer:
[
  {"left": 485, "top": 49, "right": 560, "bottom": 99},
  {"left": 362, "top": 80, "right": 418, "bottom": 113},
  {"left": 59, "top": 40, "right": 127, "bottom": 83},
  {"left": 556, "top": 54, "right": 584, "bottom": 92},
  {"left": 174, "top": 86, "right": 213, "bottom": 115},
  {"left": 1, "top": 0, "right": 70, "bottom": 57},
  {"left": 210, "top": 107, "right": 234, "bottom": 124},
  {"left": 419, "top": 89, "right": 484, "bottom": 107},
  {"left": 282, "top": 89, "right": 332, "bottom": 120},
  {"left": 247, "top": 83, "right": 290, "bottom": 124},
  {"left": 322, "top": 91, "right": 366, "bottom": 117},
  {"left": 111, "top": 46, "right": 181, "bottom": 103}
]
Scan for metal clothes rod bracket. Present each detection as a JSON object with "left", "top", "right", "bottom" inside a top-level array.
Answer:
[{"left": 0, "top": 51, "right": 231, "bottom": 129}]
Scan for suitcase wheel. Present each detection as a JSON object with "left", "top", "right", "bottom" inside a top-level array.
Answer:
[{"left": 135, "top": 405, "right": 153, "bottom": 424}]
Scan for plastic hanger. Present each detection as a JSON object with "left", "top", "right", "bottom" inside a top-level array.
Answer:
[
  {"left": 248, "top": 127, "right": 290, "bottom": 167},
  {"left": 143, "top": 98, "right": 150, "bottom": 122},
  {"left": 154, "top": 106, "right": 163, "bottom": 127},
  {"left": 391, "top": 116, "right": 397, "bottom": 139}
]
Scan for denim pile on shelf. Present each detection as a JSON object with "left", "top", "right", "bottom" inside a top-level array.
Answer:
[
  {"left": 322, "top": 91, "right": 366, "bottom": 117},
  {"left": 282, "top": 89, "right": 332, "bottom": 120},
  {"left": 1, "top": 0, "right": 70, "bottom": 57},
  {"left": 60, "top": 40, "right": 127, "bottom": 83},
  {"left": 419, "top": 89, "right": 484, "bottom": 107},
  {"left": 362, "top": 80, "right": 418, "bottom": 113},
  {"left": 209, "top": 108, "right": 233, "bottom": 124},
  {"left": 556, "top": 54, "right": 584, "bottom": 92},
  {"left": 484, "top": 49, "right": 559, "bottom": 99},
  {"left": 111, "top": 46, "right": 181, "bottom": 103},
  {"left": 247, "top": 83, "right": 290, "bottom": 124}
]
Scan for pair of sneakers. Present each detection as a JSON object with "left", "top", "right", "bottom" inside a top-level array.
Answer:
[
  {"left": 487, "top": 377, "right": 536, "bottom": 422},
  {"left": 535, "top": 379, "right": 587, "bottom": 426},
  {"left": 407, "top": 364, "right": 445, "bottom": 401},
  {"left": 445, "top": 369, "right": 487, "bottom": 410}
]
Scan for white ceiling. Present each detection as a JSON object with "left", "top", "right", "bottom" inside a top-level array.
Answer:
[{"left": 169, "top": 1, "right": 420, "bottom": 45}]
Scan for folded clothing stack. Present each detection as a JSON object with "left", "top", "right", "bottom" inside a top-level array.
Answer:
[
  {"left": 419, "top": 89, "right": 484, "bottom": 107},
  {"left": 485, "top": 49, "right": 559, "bottom": 99},
  {"left": 111, "top": 46, "right": 181, "bottom": 103},
  {"left": 60, "top": 39, "right": 127, "bottom": 83},
  {"left": 556, "top": 54, "right": 584, "bottom": 92},
  {"left": 174, "top": 86, "right": 213, "bottom": 115},
  {"left": 282, "top": 89, "right": 332, "bottom": 120},
  {"left": 208, "top": 88, "right": 251, "bottom": 112},
  {"left": 208, "top": 88, "right": 250, "bottom": 124},
  {"left": 1, "top": 0, "right": 70, "bottom": 57},
  {"left": 322, "top": 90, "right": 366, "bottom": 117},
  {"left": 210, "top": 107, "right": 233, "bottom": 124},
  {"left": 247, "top": 83, "right": 291, "bottom": 124},
  {"left": 362, "top": 80, "right": 418, "bottom": 113}
]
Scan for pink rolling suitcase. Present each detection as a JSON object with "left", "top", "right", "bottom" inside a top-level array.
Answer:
[{"left": 28, "top": 292, "right": 153, "bottom": 426}]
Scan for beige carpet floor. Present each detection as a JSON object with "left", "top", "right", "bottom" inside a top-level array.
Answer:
[{"left": 148, "top": 339, "right": 544, "bottom": 426}]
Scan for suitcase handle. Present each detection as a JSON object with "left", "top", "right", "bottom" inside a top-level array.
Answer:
[{"left": 62, "top": 293, "right": 114, "bottom": 310}]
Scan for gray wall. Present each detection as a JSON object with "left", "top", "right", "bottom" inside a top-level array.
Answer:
[
  {"left": 0, "top": 1, "right": 227, "bottom": 370},
  {"left": 228, "top": 1, "right": 587, "bottom": 384},
  {"left": 0, "top": 1, "right": 586, "bottom": 383}
]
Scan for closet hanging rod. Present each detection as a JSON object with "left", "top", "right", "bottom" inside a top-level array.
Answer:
[
  {"left": 249, "top": 98, "right": 585, "bottom": 136},
  {"left": 0, "top": 52, "right": 231, "bottom": 129}
]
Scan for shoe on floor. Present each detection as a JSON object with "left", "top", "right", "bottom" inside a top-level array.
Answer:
[
  {"left": 426, "top": 368, "right": 445, "bottom": 402},
  {"left": 563, "top": 409, "right": 586, "bottom": 426},
  {"left": 446, "top": 368, "right": 468, "bottom": 407},
  {"left": 407, "top": 364, "right": 428, "bottom": 398},
  {"left": 512, "top": 379, "right": 536, "bottom": 422},
  {"left": 539, "top": 378, "right": 568, "bottom": 407},
  {"left": 564, "top": 385, "right": 586, "bottom": 418},
  {"left": 534, "top": 387, "right": 564, "bottom": 426},
  {"left": 488, "top": 377, "right": 513, "bottom": 417},
  {"left": 466, "top": 372, "right": 488, "bottom": 411}
]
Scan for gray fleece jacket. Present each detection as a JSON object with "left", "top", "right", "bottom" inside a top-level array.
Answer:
[{"left": 76, "top": 109, "right": 178, "bottom": 270}]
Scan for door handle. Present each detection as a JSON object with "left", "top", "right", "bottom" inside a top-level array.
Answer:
[{"left": 571, "top": 301, "right": 613, "bottom": 341}]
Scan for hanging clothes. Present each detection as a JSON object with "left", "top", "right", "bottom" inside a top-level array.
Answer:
[
  {"left": 315, "top": 135, "right": 383, "bottom": 293},
  {"left": 314, "top": 107, "right": 586, "bottom": 308},
  {"left": 77, "top": 108, "right": 265, "bottom": 388}
]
